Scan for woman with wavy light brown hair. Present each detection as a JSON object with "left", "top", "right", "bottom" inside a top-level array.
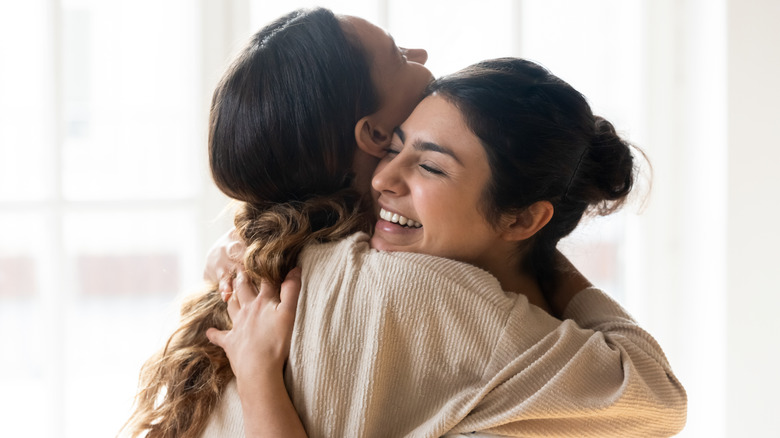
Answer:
[{"left": 122, "top": 8, "right": 430, "bottom": 437}]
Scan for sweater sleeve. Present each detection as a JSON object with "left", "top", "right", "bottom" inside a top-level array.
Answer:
[
  {"left": 448, "top": 288, "right": 687, "bottom": 438},
  {"left": 198, "top": 379, "right": 245, "bottom": 438}
]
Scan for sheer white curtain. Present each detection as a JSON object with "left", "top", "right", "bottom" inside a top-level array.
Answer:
[{"left": 4, "top": 0, "right": 766, "bottom": 437}]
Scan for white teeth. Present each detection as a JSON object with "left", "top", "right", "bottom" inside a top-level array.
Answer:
[{"left": 379, "top": 208, "right": 421, "bottom": 228}]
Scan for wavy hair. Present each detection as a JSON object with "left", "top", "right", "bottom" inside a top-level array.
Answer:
[{"left": 122, "top": 7, "right": 376, "bottom": 437}]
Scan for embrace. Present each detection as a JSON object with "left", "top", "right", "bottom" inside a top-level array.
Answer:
[{"left": 123, "top": 7, "right": 687, "bottom": 438}]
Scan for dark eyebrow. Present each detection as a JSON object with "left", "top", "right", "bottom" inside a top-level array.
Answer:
[
  {"left": 394, "top": 127, "right": 462, "bottom": 165},
  {"left": 393, "top": 127, "right": 405, "bottom": 143}
]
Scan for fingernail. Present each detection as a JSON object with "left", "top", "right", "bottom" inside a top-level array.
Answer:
[{"left": 288, "top": 267, "right": 302, "bottom": 278}]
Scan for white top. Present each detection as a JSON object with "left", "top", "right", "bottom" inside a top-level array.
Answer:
[{"left": 202, "top": 232, "right": 686, "bottom": 437}]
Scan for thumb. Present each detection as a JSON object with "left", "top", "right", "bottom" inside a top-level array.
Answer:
[
  {"left": 279, "top": 267, "right": 302, "bottom": 314},
  {"left": 206, "top": 327, "right": 227, "bottom": 349}
]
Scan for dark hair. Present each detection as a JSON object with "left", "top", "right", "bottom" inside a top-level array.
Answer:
[
  {"left": 124, "top": 8, "right": 378, "bottom": 437},
  {"left": 209, "top": 8, "right": 378, "bottom": 207},
  {"left": 208, "top": 7, "right": 379, "bottom": 284},
  {"left": 428, "top": 58, "right": 639, "bottom": 288}
]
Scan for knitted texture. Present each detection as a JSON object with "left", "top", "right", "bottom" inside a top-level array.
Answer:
[{"left": 201, "top": 233, "right": 686, "bottom": 437}]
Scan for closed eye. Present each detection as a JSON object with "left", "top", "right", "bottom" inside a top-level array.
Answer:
[
  {"left": 381, "top": 147, "right": 400, "bottom": 162},
  {"left": 420, "top": 164, "right": 445, "bottom": 175}
]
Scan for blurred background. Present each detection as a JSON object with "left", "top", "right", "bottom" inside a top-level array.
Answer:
[{"left": 0, "top": 0, "right": 777, "bottom": 436}]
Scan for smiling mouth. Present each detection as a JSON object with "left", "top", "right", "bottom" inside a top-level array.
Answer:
[{"left": 379, "top": 208, "right": 422, "bottom": 228}]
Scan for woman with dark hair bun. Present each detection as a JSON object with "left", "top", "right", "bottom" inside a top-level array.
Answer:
[{"left": 206, "top": 57, "right": 686, "bottom": 437}]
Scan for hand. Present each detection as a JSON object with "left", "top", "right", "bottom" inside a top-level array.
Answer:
[
  {"left": 203, "top": 228, "right": 246, "bottom": 300},
  {"left": 206, "top": 268, "right": 302, "bottom": 382}
]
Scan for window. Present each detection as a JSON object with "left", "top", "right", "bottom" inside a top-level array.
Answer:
[
  {"left": 0, "top": 1, "right": 225, "bottom": 436},
  {"left": 1, "top": 1, "right": 721, "bottom": 436}
]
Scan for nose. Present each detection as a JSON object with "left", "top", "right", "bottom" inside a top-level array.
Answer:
[
  {"left": 371, "top": 158, "right": 406, "bottom": 197},
  {"left": 402, "top": 47, "right": 428, "bottom": 65}
]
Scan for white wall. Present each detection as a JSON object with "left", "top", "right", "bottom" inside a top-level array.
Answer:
[
  {"left": 620, "top": 1, "right": 780, "bottom": 435},
  {"left": 727, "top": 0, "right": 780, "bottom": 436},
  {"left": 632, "top": 1, "right": 729, "bottom": 436}
]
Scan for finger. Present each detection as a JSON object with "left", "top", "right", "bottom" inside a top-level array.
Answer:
[
  {"left": 218, "top": 274, "right": 233, "bottom": 296},
  {"left": 235, "top": 271, "right": 257, "bottom": 306},
  {"left": 227, "top": 292, "right": 240, "bottom": 318},
  {"left": 257, "top": 278, "right": 279, "bottom": 303},
  {"left": 206, "top": 327, "right": 227, "bottom": 349},
  {"left": 279, "top": 267, "right": 302, "bottom": 314}
]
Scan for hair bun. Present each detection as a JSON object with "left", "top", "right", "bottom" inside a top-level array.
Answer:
[{"left": 579, "top": 116, "right": 635, "bottom": 215}]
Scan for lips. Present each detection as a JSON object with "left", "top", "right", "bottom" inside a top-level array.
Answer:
[{"left": 378, "top": 207, "right": 422, "bottom": 228}]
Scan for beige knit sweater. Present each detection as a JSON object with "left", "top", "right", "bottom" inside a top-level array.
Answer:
[{"left": 202, "top": 233, "right": 686, "bottom": 437}]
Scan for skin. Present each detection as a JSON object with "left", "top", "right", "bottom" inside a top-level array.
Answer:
[
  {"left": 371, "top": 95, "right": 501, "bottom": 263},
  {"left": 371, "top": 94, "right": 553, "bottom": 310},
  {"left": 345, "top": 15, "right": 434, "bottom": 190}
]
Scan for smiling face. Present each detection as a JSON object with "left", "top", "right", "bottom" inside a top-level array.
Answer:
[{"left": 370, "top": 95, "right": 514, "bottom": 271}]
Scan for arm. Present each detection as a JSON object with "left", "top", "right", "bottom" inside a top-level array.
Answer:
[
  {"left": 282, "top": 238, "right": 685, "bottom": 437},
  {"left": 206, "top": 269, "right": 307, "bottom": 438},
  {"left": 451, "top": 287, "right": 687, "bottom": 437}
]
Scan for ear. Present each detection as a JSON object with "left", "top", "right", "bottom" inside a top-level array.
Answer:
[
  {"left": 354, "top": 115, "right": 392, "bottom": 158},
  {"left": 500, "top": 201, "right": 554, "bottom": 242}
]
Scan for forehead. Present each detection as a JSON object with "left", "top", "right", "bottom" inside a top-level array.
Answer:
[
  {"left": 403, "top": 96, "right": 488, "bottom": 162},
  {"left": 404, "top": 95, "right": 464, "bottom": 131}
]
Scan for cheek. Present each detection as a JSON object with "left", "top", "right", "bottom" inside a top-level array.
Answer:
[
  {"left": 413, "top": 185, "right": 456, "bottom": 229},
  {"left": 395, "top": 77, "right": 428, "bottom": 120},
  {"left": 411, "top": 64, "right": 433, "bottom": 89}
]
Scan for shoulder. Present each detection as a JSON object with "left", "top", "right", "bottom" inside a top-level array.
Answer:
[
  {"left": 301, "top": 232, "right": 514, "bottom": 309},
  {"left": 308, "top": 233, "right": 517, "bottom": 301},
  {"left": 561, "top": 287, "right": 637, "bottom": 327}
]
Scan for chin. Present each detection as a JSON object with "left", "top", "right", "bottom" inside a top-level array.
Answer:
[
  {"left": 368, "top": 235, "right": 386, "bottom": 251},
  {"left": 369, "top": 235, "right": 401, "bottom": 253},
  {"left": 368, "top": 236, "right": 420, "bottom": 252}
]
